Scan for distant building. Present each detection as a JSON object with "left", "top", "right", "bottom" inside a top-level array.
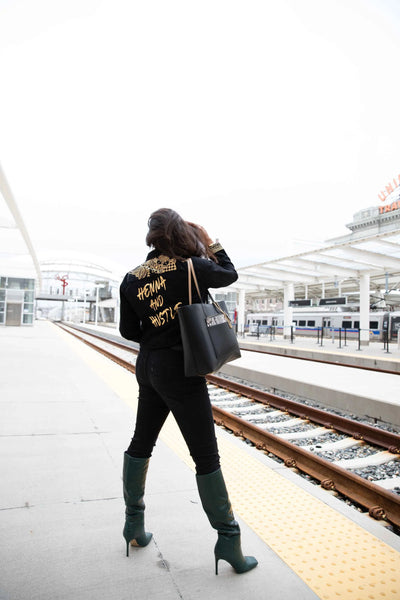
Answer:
[
  {"left": 244, "top": 295, "right": 283, "bottom": 313},
  {"left": 328, "top": 182, "right": 400, "bottom": 244},
  {"left": 245, "top": 180, "right": 400, "bottom": 314},
  {"left": 0, "top": 276, "right": 36, "bottom": 326},
  {"left": 37, "top": 258, "right": 121, "bottom": 323}
]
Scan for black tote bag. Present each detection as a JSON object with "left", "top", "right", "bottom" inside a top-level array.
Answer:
[{"left": 178, "top": 258, "right": 241, "bottom": 377}]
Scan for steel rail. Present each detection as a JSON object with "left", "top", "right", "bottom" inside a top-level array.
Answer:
[
  {"left": 64, "top": 322, "right": 399, "bottom": 377},
  {"left": 58, "top": 322, "right": 400, "bottom": 453},
  {"left": 207, "top": 374, "right": 400, "bottom": 454},
  {"left": 211, "top": 404, "right": 400, "bottom": 529},
  {"left": 59, "top": 323, "right": 400, "bottom": 453},
  {"left": 56, "top": 322, "right": 137, "bottom": 373},
  {"left": 58, "top": 322, "right": 139, "bottom": 353},
  {"left": 56, "top": 322, "right": 400, "bottom": 528}
]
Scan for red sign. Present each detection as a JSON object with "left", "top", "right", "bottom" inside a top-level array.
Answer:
[
  {"left": 378, "top": 201, "right": 400, "bottom": 215},
  {"left": 378, "top": 174, "right": 400, "bottom": 203},
  {"left": 56, "top": 274, "right": 69, "bottom": 295},
  {"left": 378, "top": 200, "right": 400, "bottom": 215}
]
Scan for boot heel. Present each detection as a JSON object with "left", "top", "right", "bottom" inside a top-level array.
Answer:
[
  {"left": 124, "top": 531, "right": 152, "bottom": 556},
  {"left": 122, "top": 454, "right": 152, "bottom": 558},
  {"left": 196, "top": 469, "right": 258, "bottom": 576},
  {"left": 215, "top": 535, "right": 258, "bottom": 574},
  {"left": 130, "top": 532, "right": 153, "bottom": 547}
]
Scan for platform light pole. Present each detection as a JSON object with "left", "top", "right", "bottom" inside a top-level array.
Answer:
[
  {"left": 94, "top": 281, "right": 108, "bottom": 327},
  {"left": 74, "top": 295, "right": 79, "bottom": 321},
  {"left": 94, "top": 285, "right": 101, "bottom": 327},
  {"left": 66, "top": 298, "right": 74, "bottom": 321},
  {"left": 82, "top": 289, "right": 90, "bottom": 324}
]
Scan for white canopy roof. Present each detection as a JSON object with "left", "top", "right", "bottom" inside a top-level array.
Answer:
[
  {"left": 2, "top": 159, "right": 400, "bottom": 303},
  {"left": 234, "top": 229, "right": 400, "bottom": 301},
  {"left": 0, "top": 163, "right": 41, "bottom": 284}
]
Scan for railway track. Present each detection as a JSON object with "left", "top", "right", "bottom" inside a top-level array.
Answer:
[{"left": 56, "top": 321, "right": 400, "bottom": 531}]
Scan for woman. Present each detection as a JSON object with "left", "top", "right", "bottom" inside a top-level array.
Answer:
[{"left": 119, "top": 208, "right": 257, "bottom": 575}]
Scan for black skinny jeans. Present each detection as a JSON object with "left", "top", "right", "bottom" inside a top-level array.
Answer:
[{"left": 126, "top": 347, "right": 220, "bottom": 475}]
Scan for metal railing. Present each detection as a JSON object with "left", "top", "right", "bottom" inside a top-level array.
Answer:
[{"left": 247, "top": 324, "right": 396, "bottom": 353}]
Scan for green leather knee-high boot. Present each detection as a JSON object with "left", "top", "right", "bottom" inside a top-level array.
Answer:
[
  {"left": 196, "top": 468, "right": 258, "bottom": 575},
  {"left": 123, "top": 453, "right": 153, "bottom": 557}
]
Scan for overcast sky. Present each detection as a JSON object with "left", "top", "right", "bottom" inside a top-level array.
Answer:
[{"left": 1, "top": 0, "right": 400, "bottom": 275}]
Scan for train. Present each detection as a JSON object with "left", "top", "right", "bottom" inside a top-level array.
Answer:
[{"left": 246, "top": 307, "right": 400, "bottom": 341}]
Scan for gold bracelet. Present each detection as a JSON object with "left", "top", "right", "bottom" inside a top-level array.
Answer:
[{"left": 209, "top": 242, "right": 223, "bottom": 253}]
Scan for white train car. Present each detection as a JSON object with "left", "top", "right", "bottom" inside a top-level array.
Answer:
[{"left": 246, "top": 308, "right": 400, "bottom": 341}]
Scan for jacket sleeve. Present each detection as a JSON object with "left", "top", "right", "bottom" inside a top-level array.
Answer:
[
  {"left": 193, "top": 245, "right": 238, "bottom": 290},
  {"left": 119, "top": 276, "right": 143, "bottom": 342}
]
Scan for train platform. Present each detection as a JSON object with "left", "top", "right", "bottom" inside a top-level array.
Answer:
[
  {"left": 78, "top": 322, "right": 400, "bottom": 428},
  {"left": 239, "top": 332, "right": 400, "bottom": 371},
  {"left": 78, "top": 321, "right": 400, "bottom": 368},
  {"left": 1, "top": 321, "right": 400, "bottom": 600},
  {"left": 82, "top": 322, "right": 400, "bottom": 363},
  {"left": 229, "top": 335, "right": 400, "bottom": 428}
]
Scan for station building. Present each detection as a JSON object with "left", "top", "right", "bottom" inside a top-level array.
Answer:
[
  {"left": 235, "top": 177, "right": 400, "bottom": 343},
  {"left": 2, "top": 157, "right": 400, "bottom": 338},
  {"left": 36, "top": 257, "right": 121, "bottom": 324},
  {"left": 329, "top": 179, "right": 400, "bottom": 243},
  {"left": 1, "top": 163, "right": 122, "bottom": 327},
  {"left": 0, "top": 275, "right": 36, "bottom": 326}
]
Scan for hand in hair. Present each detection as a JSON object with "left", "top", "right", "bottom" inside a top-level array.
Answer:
[{"left": 186, "top": 222, "right": 213, "bottom": 246}]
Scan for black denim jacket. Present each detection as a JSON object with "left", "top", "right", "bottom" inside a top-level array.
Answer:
[{"left": 119, "top": 245, "right": 238, "bottom": 349}]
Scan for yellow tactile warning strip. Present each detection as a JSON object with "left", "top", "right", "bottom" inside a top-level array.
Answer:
[
  {"left": 160, "top": 415, "right": 400, "bottom": 600},
  {"left": 55, "top": 324, "right": 400, "bottom": 600}
]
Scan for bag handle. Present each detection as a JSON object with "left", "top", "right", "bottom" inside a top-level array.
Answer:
[
  {"left": 186, "top": 258, "right": 233, "bottom": 328},
  {"left": 187, "top": 258, "right": 202, "bottom": 305}
]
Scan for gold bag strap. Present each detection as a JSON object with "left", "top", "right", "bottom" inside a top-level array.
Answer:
[
  {"left": 186, "top": 258, "right": 233, "bottom": 329},
  {"left": 187, "top": 258, "right": 202, "bottom": 305}
]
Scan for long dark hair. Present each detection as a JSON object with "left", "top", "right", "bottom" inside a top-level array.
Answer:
[{"left": 146, "top": 208, "right": 216, "bottom": 261}]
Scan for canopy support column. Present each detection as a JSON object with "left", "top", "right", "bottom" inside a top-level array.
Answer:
[
  {"left": 283, "top": 283, "right": 294, "bottom": 339},
  {"left": 359, "top": 273, "right": 370, "bottom": 346},
  {"left": 237, "top": 288, "right": 246, "bottom": 337}
]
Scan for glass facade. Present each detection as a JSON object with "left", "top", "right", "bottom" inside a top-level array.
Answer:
[
  {"left": 214, "top": 291, "right": 238, "bottom": 322},
  {"left": 0, "top": 289, "right": 5, "bottom": 323},
  {"left": 0, "top": 276, "right": 36, "bottom": 326},
  {"left": 41, "top": 269, "right": 118, "bottom": 300},
  {"left": 37, "top": 261, "right": 120, "bottom": 324}
]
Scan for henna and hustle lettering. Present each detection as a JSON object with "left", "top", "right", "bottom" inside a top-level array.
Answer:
[
  {"left": 137, "top": 276, "right": 167, "bottom": 301},
  {"left": 149, "top": 303, "right": 182, "bottom": 327},
  {"left": 150, "top": 295, "right": 164, "bottom": 311},
  {"left": 130, "top": 258, "right": 184, "bottom": 329}
]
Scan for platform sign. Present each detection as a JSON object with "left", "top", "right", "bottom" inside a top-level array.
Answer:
[
  {"left": 289, "top": 299, "right": 312, "bottom": 307},
  {"left": 319, "top": 297, "right": 346, "bottom": 306}
]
